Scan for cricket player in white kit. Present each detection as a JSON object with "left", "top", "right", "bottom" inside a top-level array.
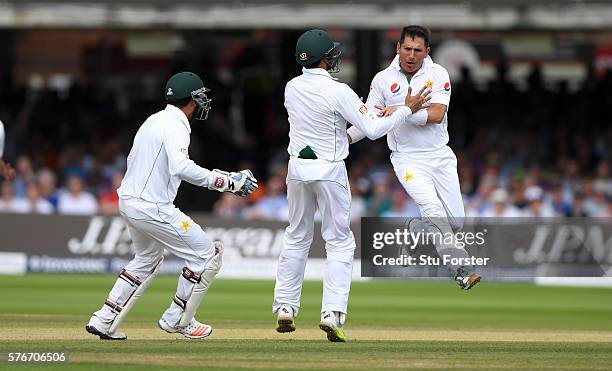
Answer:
[
  {"left": 0, "top": 119, "right": 16, "bottom": 181},
  {"left": 273, "top": 29, "right": 431, "bottom": 342},
  {"left": 86, "top": 72, "right": 258, "bottom": 340},
  {"left": 348, "top": 25, "right": 480, "bottom": 290}
]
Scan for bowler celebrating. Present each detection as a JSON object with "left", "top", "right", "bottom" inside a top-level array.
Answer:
[{"left": 348, "top": 25, "right": 480, "bottom": 290}]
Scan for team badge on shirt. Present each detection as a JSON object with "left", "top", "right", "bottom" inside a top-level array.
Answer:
[
  {"left": 359, "top": 104, "right": 368, "bottom": 115},
  {"left": 402, "top": 171, "right": 415, "bottom": 182},
  {"left": 390, "top": 83, "right": 401, "bottom": 94},
  {"left": 425, "top": 79, "right": 433, "bottom": 89},
  {"left": 444, "top": 82, "right": 451, "bottom": 92},
  {"left": 180, "top": 219, "right": 192, "bottom": 232},
  {"left": 180, "top": 148, "right": 189, "bottom": 159}
]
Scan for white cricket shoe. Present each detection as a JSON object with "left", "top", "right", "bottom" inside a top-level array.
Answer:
[
  {"left": 455, "top": 267, "right": 481, "bottom": 290},
  {"left": 276, "top": 304, "right": 296, "bottom": 333},
  {"left": 85, "top": 315, "right": 127, "bottom": 340},
  {"left": 158, "top": 317, "right": 213, "bottom": 339},
  {"left": 319, "top": 311, "right": 347, "bottom": 342}
]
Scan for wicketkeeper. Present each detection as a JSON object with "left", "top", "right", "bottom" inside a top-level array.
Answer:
[{"left": 86, "top": 71, "right": 258, "bottom": 340}]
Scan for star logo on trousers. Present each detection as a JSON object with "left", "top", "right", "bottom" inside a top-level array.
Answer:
[
  {"left": 180, "top": 219, "right": 192, "bottom": 232},
  {"left": 403, "top": 171, "right": 415, "bottom": 182}
]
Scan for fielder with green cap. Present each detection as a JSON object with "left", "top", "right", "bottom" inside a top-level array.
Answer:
[
  {"left": 273, "top": 29, "right": 431, "bottom": 342},
  {"left": 86, "top": 71, "right": 258, "bottom": 340}
]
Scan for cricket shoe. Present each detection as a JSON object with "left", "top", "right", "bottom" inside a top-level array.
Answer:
[
  {"left": 276, "top": 304, "right": 296, "bottom": 333},
  {"left": 158, "top": 317, "right": 213, "bottom": 339},
  {"left": 319, "top": 311, "right": 347, "bottom": 342},
  {"left": 85, "top": 315, "right": 127, "bottom": 340},
  {"left": 455, "top": 267, "right": 481, "bottom": 290}
]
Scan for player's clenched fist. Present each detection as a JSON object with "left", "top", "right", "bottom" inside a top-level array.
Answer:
[{"left": 209, "top": 169, "right": 258, "bottom": 196}]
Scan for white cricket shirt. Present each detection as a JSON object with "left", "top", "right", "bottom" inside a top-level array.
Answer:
[
  {"left": 285, "top": 67, "right": 412, "bottom": 163},
  {"left": 367, "top": 55, "right": 452, "bottom": 154},
  {"left": 117, "top": 104, "right": 213, "bottom": 204}
]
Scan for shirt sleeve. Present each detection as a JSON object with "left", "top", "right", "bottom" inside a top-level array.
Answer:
[
  {"left": 348, "top": 74, "right": 387, "bottom": 142},
  {"left": 334, "top": 83, "right": 411, "bottom": 141},
  {"left": 365, "top": 73, "right": 386, "bottom": 111},
  {"left": 430, "top": 66, "right": 451, "bottom": 107},
  {"left": 163, "top": 125, "right": 213, "bottom": 187}
]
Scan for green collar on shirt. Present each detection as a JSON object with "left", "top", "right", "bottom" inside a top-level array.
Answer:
[{"left": 399, "top": 67, "right": 412, "bottom": 83}]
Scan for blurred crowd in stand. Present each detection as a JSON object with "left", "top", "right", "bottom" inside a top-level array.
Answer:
[{"left": 1, "top": 63, "right": 611, "bottom": 219}]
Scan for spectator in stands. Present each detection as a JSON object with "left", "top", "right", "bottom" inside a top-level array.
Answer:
[
  {"left": 248, "top": 174, "right": 288, "bottom": 221},
  {"left": 22, "top": 181, "right": 53, "bottom": 214},
  {"left": 0, "top": 180, "right": 27, "bottom": 213},
  {"left": 37, "top": 168, "right": 59, "bottom": 211},
  {"left": 366, "top": 177, "right": 393, "bottom": 216},
  {"left": 593, "top": 161, "right": 612, "bottom": 196},
  {"left": 213, "top": 192, "right": 249, "bottom": 219},
  {"left": 522, "top": 185, "right": 557, "bottom": 217},
  {"left": 480, "top": 188, "right": 522, "bottom": 217},
  {"left": 580, "top": 178, "right": 600, "bottom": 216},
  {"left": 98, "top": 171, "right": 123, "bottom": 215},
  {"left": 381, "top": 189, "right": 420, "bottom": 217},
  {"left": 570, "top": 192, "right": 588, "bottom": 217},
  {"left": 548, "top": 184, "right": 572, "bottom": 217},
  {"left": 12, "top": 155, "right": 36, "bottom": 198},
  {"left": 348, "top": 177, "right": 366, "bottom": 222},
  {"left": 57, "top": 175, "right": 98, "bottom": 215},
  {"left": 605, "top": 196, "right": 612, "bottom": 218},
  {"left": 590, "top": 191, "right": 610, "bottom": 217}
]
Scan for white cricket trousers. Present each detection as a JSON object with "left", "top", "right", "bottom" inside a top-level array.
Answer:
[
  {"left": 391, "top": 146, "right": 469, "bottom": 272},
  {"left": 95, "top": 198, "right": 215, "bottom": 326},
  {"left": 273, "top": 160, "right": 356, "bottom": 316}
]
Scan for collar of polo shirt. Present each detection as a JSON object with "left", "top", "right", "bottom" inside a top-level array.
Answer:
[
  {"left": 164, "top": 104, "right": 192, "bottom": 134},
  {"left": 391, "top": 54, "right": 433, "bottom": 80},
  {"left": 302, "top": 67, "right": 339, "bottom": 81}
]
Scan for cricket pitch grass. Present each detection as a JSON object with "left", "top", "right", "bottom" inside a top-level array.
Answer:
[{"left": 1, "top": 274, "right": 611, "bottom": 370}]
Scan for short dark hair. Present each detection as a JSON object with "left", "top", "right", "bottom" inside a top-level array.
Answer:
[
  {"left": 167, "top": 97, "right": 192, "bottom": 108},
  {"left": 399, "top": 25, "right": 431, "bottom": 47}
]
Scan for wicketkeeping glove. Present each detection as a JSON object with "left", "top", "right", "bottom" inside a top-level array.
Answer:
[{"left": 209, "top": 169, "right": 258, "bottom": 197}]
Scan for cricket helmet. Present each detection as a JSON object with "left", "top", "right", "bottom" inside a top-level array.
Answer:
[
  {"left": 164, "top": 71, "right": 212, "bottom": 120},
  {"left": 295, "top": 29, "right": 342, "bottom": 73}
]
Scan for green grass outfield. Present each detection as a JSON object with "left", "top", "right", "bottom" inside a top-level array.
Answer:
[{"left": 0, "top": 274, "right": 611, "bottom": 370}]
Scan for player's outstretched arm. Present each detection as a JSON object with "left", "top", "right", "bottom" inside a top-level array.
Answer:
[
  {"left": 343, "top": 85, "right": 430, "bottom": 142},
  {"left": 163, "top": 128, "right": 257, "bottom": 196},
  {"left": 375, "top": 85, "right": 436, "bottom": 127},
  {"left": 166, "top": 136, "right": 258, "bottom": 196}
]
